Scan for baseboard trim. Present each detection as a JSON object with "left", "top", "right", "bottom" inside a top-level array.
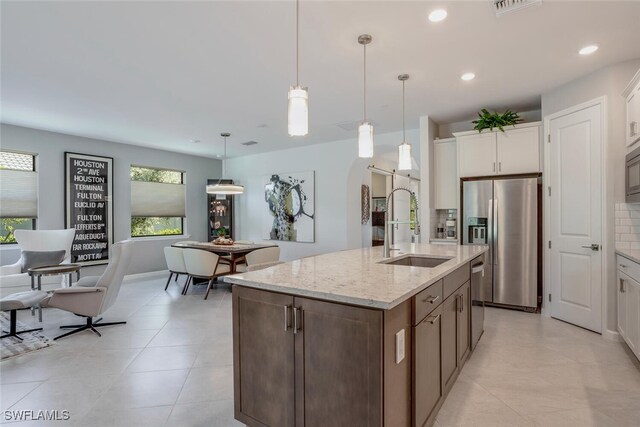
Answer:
[
  {"left": 603, "top": 329, "right": 623, "bottom": 342},
  {"left": 123, "top": 270, "right": 168, "bottom": 283}
]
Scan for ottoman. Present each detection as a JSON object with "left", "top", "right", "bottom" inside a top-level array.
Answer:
[{"left": 0, "top": 290, "right": 48, "bottom": 340}]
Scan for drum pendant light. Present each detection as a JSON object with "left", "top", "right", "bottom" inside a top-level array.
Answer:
[
  {"left": 206, "top": 133, "right": 245, "bottom": 195},
  {"left": 288, "top": 0, "right": 308, "bottom": 136},
  {"left": 397, "top": 74, "right": 412, "bottom": 171},
  {"left": 357, "top": 34, "right": 373, "bottom": 158}
]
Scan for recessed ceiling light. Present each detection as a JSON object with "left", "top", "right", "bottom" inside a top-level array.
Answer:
[
  {"left": 191, "top": 139, "right": 201, "bottom": 143},
  {"left": 461, "top": 72, "right": 475, "bottom": 81},
  {"left": 428, "top": 9, "right": 447, "bottom": 22},
  {"left": 579, "top": 45, "right": 599, "bottom": 55}
]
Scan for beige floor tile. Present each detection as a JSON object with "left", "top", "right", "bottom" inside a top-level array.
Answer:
[
  {"left": 525, "top": 407, "right": 620, "bottom": 427},
  {"left": 98, "top": 369, "right": 189, "bottom": 409},
  {"left": 125, "top": 345, "right": 199, "bottom": 372},
  {"left": 166, "top": 400, "right": 243, "bottom": 427},
  {"left": 176, "top": 366, "right": 234, "bottom": 404},
  {"left": 8, "top": 374, "right": 119, "bottom": 420},
  {"left": 72, "top": 405, "right": 173, "bottom": 427},
  {"left": 0, "top": 382, "right": 42, "bottom": 411}
]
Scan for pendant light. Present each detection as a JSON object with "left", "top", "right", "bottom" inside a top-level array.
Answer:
[
  {"left": 206, "top": 133, "right": 245, "bottom": 195},
  {"left": 357, "top": 34, "right": 373, "bottom": 158},
  {"left": 397, "top": 74, "right": 412, "bottom": 171},
  {"left": 288, "top": 0, "right": 308, "bottom": 136}
]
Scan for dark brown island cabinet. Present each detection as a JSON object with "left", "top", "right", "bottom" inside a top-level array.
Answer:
[{"left": 232, "top": 255, "right": 482, "bottom": 427}]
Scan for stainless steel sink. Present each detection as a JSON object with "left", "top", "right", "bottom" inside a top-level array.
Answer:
[{"left": 381, "top": 255, "right": 452, "bottom": 268}]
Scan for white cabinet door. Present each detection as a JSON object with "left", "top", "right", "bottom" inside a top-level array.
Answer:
[
  {"left": 458, "top": 133, "right": 496, "bottom": 178},
  {"left": 626, "top": 88, "right": 639, "bottom": 146},
  {"left": 434, "top": 140, "right": 457, "bottom": 209},
  {"left": 626, "top": 276, "right": 640, "bottom": 357},
  {"left": 497, "top": 126, "right": 540, "bottom": 174},
  {"left": 618, "top": 270, "right": 629, "bottom": 342}
]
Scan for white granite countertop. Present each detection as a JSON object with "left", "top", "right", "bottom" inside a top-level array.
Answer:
[
  {"left": 616, "top": 248, "right": 640, "bottom": 265},
  {"left": 224, "top": 243, "right": 488, "bottom": 309}
]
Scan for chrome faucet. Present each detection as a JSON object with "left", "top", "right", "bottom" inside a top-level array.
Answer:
[{"left": 383, "top": 187, "right": 421, "bottom": 258}]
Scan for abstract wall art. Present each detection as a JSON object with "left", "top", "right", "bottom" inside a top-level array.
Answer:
[{"left": 264, "top": 171, "right": 315, "bottom": 242}]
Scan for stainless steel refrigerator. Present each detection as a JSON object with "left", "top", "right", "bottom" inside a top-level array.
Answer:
[{"left": 462, "top": 177, "right": 540, "bottom": 310}]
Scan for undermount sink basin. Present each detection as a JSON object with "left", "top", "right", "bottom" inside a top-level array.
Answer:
[{"left": 381, "top": 255, "right": 452, "bottom": 268}]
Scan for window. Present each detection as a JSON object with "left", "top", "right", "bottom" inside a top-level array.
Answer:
[
  {"left": 130, "top": 166, "right": 185, "bottom": 237},
  {"left": 0, "top": 151, "right": 37, "bottom": 243}
]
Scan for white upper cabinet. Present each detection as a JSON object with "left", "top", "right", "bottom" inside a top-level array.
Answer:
[
  {"left": 497, "top": 126, "right": 540, "bottom": 175},
  {"left": 456, "top": 122, "right": 541, "bottom": 178},
  {"left": 624, "top": 69, "right": 640, "bottom": 147},
  {"left": 434, "top": 138, "right": 457, "bottom": 209},
  {"left": 457, "top": 132, "right": 497, "bottom": 178}
]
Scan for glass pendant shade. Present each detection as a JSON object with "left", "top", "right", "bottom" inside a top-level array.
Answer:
[
  {"left": 398, "top": 142, "right": 412, "bottom": 171},
  {"left": 206, "top": 183, "right": 245, "bottom": 195},
  {"left": 358, "top": 122, "right": 374, "bottom": 158},
  {"left": 288, "top": 86, "right": 309, "bottom": 136}
]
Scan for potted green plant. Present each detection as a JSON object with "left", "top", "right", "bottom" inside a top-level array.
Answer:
[
  {"left": 216, "top": 227, "right": 228, "bottom": 238},
  {"left": 472, "top": 109, "right": 522, "bottom": 133}
]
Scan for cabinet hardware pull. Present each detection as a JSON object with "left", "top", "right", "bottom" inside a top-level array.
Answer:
[
  {"left": 620, "top": 278, "right": 626, "bottom": 293},
  {"left": 293, "top": 307, "right": 301, "bottom": 334},
  {"left": 423, "top": 295, "right": 440, "bottom": 304},
  {"left": 620, "top": 264, "right": 627, "bottom": 268},
  {"left": 426, "top": 314, "right": 441, "bottom": 324},
  {"left": 459, "top": 295, "right": 464, "bottom": 313},
  {"left": 498, "top": 162, "right": 502, "bottom": 172},
  {"left": 493, "top": 162, "right": 496, "bottom": 172},
  {"left": 283, "top": 305, "right": 291, "bottom": 331}
]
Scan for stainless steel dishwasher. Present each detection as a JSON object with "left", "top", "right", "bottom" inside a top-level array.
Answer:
[{"left": 471, "top": 257, "right": 486, "bottom": 350}]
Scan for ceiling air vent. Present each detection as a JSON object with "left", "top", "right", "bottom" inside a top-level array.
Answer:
[
  {"left": 494, "top": 0, "right": 541, "bottom": 17},
  {"left": 241, "top": 141, "right": 258, "bottom": 146}
]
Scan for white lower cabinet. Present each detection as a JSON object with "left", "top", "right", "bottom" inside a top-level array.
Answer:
[{"left": 617, "top": 255, "right": 640, "bottom": 360}]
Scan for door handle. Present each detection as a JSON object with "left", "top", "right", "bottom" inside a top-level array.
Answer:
[
  {"left": 293, "top": 306, "right": 301, "bottom": 334},
  {"left": 283, "top": 305, "right": 291, "bottom": 331},
  {"left": 620, "top": 278, "right": 626, "bottom": 293},
  {"left": 422, "top": 295, "right": 440, "bottom": 304},
  {"left": 458, "top": 294, "right": 464, "bottom": 313},
  {"left": 498, "top": 162, "right": 502, "bottom": 172},
  {"left": 581, "top": 244, "right": 600, "bottom": 251},
  {"left": 493, "top": 162, "right": 496, "bottom": 172},
  {"left": 426, "top": 314, "right": 441, "bottom": 324}
]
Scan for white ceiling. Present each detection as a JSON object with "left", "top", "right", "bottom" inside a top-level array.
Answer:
[{"left": 1, "top": 1, "right": 639, "bottom": 158}]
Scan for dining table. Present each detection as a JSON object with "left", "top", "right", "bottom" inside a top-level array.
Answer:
[{"left": 171, "top": 241, "right": 278, "bottom": 274}]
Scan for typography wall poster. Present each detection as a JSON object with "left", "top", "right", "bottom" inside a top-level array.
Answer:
[{"left": 64, "top": 152, "right": 114, "bottom": 265}]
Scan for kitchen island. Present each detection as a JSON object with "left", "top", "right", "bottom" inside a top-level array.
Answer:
[{"left": 224, "top": 243, "right": 488, "bottom": 427}]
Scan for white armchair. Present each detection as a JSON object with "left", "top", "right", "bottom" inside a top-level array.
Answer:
[{"left": 0, "top": 229, "right": 76, "bottom": 297}]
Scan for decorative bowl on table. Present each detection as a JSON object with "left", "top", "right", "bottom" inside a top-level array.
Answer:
[{"left": 212, "top": 237, "right": 234, "bottom": 246}]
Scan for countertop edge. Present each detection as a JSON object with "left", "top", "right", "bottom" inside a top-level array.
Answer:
[
  {"left": 225, "top": 246, "right": 488, "bottom": 310},
  {"left": 615, "top": 248, "right": 640, "bottom": 265}
]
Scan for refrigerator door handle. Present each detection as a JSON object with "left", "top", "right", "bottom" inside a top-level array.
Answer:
[{"left": 494, "top": 198, "right": 498, "bottom": 266}]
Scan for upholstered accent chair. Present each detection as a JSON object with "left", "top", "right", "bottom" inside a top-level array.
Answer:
[{"left": 43, "top": 240, "right": 133, "bottom": 340}]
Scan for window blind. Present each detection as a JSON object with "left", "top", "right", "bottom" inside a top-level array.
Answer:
[
  {"left": 0, "top": 169, "right": 38, "bottom": 218},
  {"left": 130, "top": 181, "right": 186, "bottom": 217}
]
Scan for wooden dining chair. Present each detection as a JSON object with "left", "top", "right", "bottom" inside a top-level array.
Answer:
[{"left": 182, "top": 249, "right": 231, "bottom": 299}]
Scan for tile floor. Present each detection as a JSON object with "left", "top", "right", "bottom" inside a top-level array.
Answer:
[{"left": 1, "top": 275, "right": 639, "bottom": 426}]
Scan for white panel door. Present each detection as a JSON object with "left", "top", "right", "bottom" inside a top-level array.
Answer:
[
  {"left": 458, "top": 133, "right": 496, "bottom": 178},
  {"left": 549, "top": 103, "right": 602, "bottom": 333},
  {"left": 497, "top": 126, "right": 540, "bottom": 175},
  {"left": 434, "top": 140, "right": 457, "bottom": 209},
  {"left": 393, "top": 175, "right": 411, "bottom": 244}
]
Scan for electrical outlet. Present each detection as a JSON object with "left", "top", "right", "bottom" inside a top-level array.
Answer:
[{"left": 395, "top": 329, "right": 405, "bottom": 364}]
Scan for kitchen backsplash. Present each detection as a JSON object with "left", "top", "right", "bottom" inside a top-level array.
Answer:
[{"left": 615, "top": 203, "right": 640, "bottom": 249}]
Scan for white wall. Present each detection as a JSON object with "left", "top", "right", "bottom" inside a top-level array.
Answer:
[
  {"left": 0, "top": 124, "right": 222, "bottom": 276},
  {"left": 225, "top": 129, "right": 420, "bottom": 261},
  {"left": 541, "top": 58, "right": 640, "bottom": 335}
]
